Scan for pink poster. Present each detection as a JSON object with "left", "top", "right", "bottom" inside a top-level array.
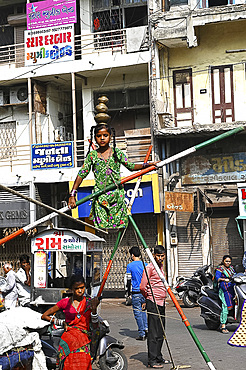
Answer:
[{"left": 26, "top": 0, "right": 76, "bottom": 30}]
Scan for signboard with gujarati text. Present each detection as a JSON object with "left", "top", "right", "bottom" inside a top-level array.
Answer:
[
  {"left": 26, "top": 0, "right": 76, "bottom": 30},
  {"left": 238, "top": 186, "right": 246, "bottom": 217},
  {"left": 31, "top": 229, "right": 87, "bottom": 253},
  {"left": 164, "top": 191, "right": 194, "bottom": 212},
  {"left": 24, "top": 24, "right": 74, "bottom": 66},
  {"left": 31, "top": 141, "right": 74, "bottom": 170},
  {"left": 181, "top": 152, "right": 246, "bottom": 185}
]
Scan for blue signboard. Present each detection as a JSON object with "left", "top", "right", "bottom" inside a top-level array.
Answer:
[
  {"left": 77, "top": 182, "right": 154, "bottom": 218},
  {"left": 32, "top": 141, "right": 74, "bottom": 170}
]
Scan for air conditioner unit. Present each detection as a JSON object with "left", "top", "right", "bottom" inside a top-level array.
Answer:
[{"left": 10, "top": 86, "right": 28, "bottom": 104}]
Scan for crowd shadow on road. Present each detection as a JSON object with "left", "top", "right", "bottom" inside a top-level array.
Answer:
[
  {"left": 119, "top": 327, "right": 139, "bottom": 338},
  {"left": 129, "top": 351, "right": 148, "bottom": 367}
]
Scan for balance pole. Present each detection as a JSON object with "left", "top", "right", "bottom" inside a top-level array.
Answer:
[
  {"left": 128, "top": 214, "right": 216, "bottom": 370},
  {"left": 97, "top": 145, "right": 153, "bottom": 297},
  {"left": 0, "top": 126, "right": 244, "bottom": 246}
]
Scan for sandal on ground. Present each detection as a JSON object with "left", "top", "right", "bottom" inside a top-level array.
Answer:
[
  {"left": 147, "top": 363, "right": 164, "bottom": 368},
  {"left": 221, "top": 327, "right": 229, "bottom": 334}
]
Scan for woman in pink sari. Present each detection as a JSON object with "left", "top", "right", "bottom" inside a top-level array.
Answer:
[{"left": 42, "top": 275, "right": 99, "bottom": 369}]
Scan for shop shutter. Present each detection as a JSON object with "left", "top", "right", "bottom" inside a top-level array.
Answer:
[
  {"left": 177, "top": 212, "right": 203, "bottom": 277},
  {"left": 102, "top": 213, "right": 157, "bottom": 291},
  {"left": 211, "top": 210, "right": 243, "bottom": 269}
]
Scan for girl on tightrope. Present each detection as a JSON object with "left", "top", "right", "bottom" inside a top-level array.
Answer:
[{"left": 68, "top": 123, "right": 156, "bottom": 229}]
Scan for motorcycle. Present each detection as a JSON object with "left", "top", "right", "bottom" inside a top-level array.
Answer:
[
  {"left": 175, "top": 265, "right": 213, "bottom": 308},
  {"left": 197, "top": 272, "right": 246, "bottom": 330},
  {"left": 40, "top": 317, "right": 128, "bottom": 370}
]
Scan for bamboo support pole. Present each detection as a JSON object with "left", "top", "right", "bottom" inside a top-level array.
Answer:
[{"left": 128, "top": 214, "right": 216, "bottom": 370}]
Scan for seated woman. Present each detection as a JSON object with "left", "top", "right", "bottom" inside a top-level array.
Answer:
[
  {"left": 41, "top": 275, "right": 99, "bottom": 370},
  {"left": 215, "top": 255, "right": 235, "bottom": 334}
]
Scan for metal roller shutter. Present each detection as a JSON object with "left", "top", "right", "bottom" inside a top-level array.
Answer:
[
  {"left": 102, "top": 213, "right": 157, "bottom": 290},
  {"left": 177, "top": 212, "right": 203, "bottom": 277},
  {"left": 211, "top": 210, "right": 243, "bottom": 269}
]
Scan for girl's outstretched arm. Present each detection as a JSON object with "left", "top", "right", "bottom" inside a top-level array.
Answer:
[
  {"left": 133, "top": 162, "right": 159, "bottom": 171},
  {"left": 68, "top": 175, "right": 83, "bottom": 209}
]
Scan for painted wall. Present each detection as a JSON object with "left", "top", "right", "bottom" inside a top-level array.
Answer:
[{"left": 162, "top": 20, "right": 246, "bottom": 125}]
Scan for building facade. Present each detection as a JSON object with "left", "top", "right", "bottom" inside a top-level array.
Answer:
[
  {"left": 0, "top": 0, "right": 163, "bottom": 291},
  {"left": 149, "top": 0, "right": 246, "bottom": 284}
]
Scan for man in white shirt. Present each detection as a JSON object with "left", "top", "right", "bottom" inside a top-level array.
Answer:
[
  {"left": 16, "top": 254, "right": 31, "bottom": 307},
  {"left": 1, "top": 263, "right": 18, "bottom": 309}
]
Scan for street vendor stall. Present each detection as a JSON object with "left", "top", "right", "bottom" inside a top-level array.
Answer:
[{"left": 30, "top": 228, "right": 104, "bottom": 306}]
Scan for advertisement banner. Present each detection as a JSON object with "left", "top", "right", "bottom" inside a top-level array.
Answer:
[
  {"left": 25, "top": 24, "right": 74, "bottom": 66},
  {"left": 32, "top": 141, "right": 74, "bottom": 170},
  {"left": 26, "top": 0, "right": 76, "bottom": 30},
  {"left": 77, "top": 182, "right": 154, "bottom": 218},
  {"left": 181, "top": 152, "right": 246, "bottom": 185}
]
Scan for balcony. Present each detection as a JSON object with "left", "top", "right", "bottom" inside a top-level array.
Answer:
[
  {"left": 0, "top": 26, "right": 148, "bottom": 69},
  {"left": 152, "top": 2, "right": 246, "bottom": 48},
  {"left": 0, "top": 128, "right": 152, "bottom": 173}
]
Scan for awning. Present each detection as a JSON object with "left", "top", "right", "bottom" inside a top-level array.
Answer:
[{"left": 235, "top": 216, "right": 246, "bottom": 239}]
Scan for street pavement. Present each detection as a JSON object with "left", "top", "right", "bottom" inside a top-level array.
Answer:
[{"left": 94, "top": 298, "right": 245, "bottom": 370}]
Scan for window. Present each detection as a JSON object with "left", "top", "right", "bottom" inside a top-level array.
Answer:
[
  {"left": 173, "top": 69, "right": 193, "bottom": 127},
  {"left": 0, "top": 121, "right": 17, "bottom": 160},
  {"left": 200, "top": 0, "right": 233, "bottom": 8},
  {"left": 211, "top": 65, "right": 234, "bottom": 123},
  {"left": 92, "top": 0, "right": 147, "bottom": 31},
  {"left": 94, "top": 87, "right": 149, "bottom": 136}
]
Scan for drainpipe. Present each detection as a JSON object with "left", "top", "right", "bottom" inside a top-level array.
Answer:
[
  {"left": 162, "top": 142, "right": 172, "bottom": 286},
  {"left": 29, "top": 181, "right": 36, "bottom": 224},
  {"left": 71, "top": 72, "right": 77, "bottom": 167},
  {"left": 28, "top": 77, "right": 33, "bottom": 169}
]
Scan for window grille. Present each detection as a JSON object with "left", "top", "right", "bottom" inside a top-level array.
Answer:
[{"left": 0, "top": 121, "right": 17, "bottom": 160}]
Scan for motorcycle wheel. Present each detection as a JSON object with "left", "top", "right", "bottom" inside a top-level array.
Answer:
[
  {"left": 182, "top": 292, "right": 197, "bottom": 308},
  {"left": 99, "top": 348, "right": 128, "bottom": 370},
  {"left": 205, "top": 319, "right": 220, "bottom": 330}
]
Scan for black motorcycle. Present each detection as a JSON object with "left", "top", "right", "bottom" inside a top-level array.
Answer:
[
  {"left": 40, "top": 318, "right": 128, "bottom": 370},
  {"left": 198, "top": 272, "right": 246, "bottom": 330},
  {"left": 175, "top": 265, "right": 213, "bottom": 308}
]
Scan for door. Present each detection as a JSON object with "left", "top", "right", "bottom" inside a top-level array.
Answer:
[
  {"left": 211, "top": 65, "right": 235, "bottom": 123},
  {"left": 173, "top": 69, "right": 194, "bottom": 127}
]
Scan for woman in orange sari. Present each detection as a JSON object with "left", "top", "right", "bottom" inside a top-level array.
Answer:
[{"left": 41, "top": 275, "right": 99, "bottom": 370}]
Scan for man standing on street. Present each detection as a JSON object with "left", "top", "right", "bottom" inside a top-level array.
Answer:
[
  {"left": 1, "top": 263, "right": 18, "bottom": 309},
  {"left": 140, "top": 245, "right": 169, "bottom": 369},
  {"left": 126, "top": 246, "right": 148, "bottom": 341},
  {"left": 16, "top": 254, "right": 31, "bottom": 307}
]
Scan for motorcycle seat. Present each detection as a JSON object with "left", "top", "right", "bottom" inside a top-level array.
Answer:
[{"left": 204, "top": 287, "right": 219, "bottom": 301}]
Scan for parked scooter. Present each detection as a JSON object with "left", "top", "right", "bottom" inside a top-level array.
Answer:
[
  {"left": 175, "top": 265, "right": 213, "bottom": 308},
  {"left": 40, "top": 318, "right": 128, "bottom": 370},
  {"left": 198, "top": 272, "right": 246, "bottom": 330}
]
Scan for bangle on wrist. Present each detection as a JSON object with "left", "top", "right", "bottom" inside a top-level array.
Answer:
[
  {"left": 70, "top": 189, "right": 77, "bottom": 197},
  {"left": 142, "top": 162, "right": 149, "bottom": 169}
]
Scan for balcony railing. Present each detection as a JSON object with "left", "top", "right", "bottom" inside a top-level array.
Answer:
[
  {"left": 0, "top": 29, "right": 127, "bottom": 68},
  {"left": 0, "top": 132, "right": 152, "bottom": 172}
]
